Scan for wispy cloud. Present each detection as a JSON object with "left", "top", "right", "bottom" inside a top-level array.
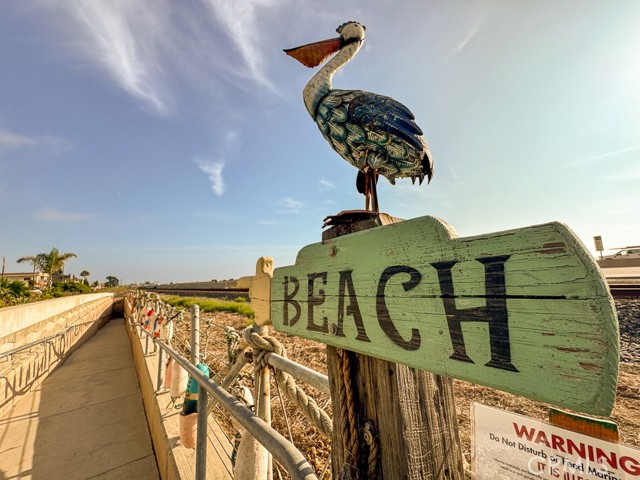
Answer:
[
  {"left": 30, "top": 0, "right": 282, "bottom": 115},
  {"left": 200, "top": 0, "right": 282, "bottom": 91},
  {"left": 196, "top": 158, "right": 225, "bottom": 196},
  {"left": 275, "top": 197, "right": 304, "bottom": 214},
  {"left": 0, "top": 126, "right": 72, "bottom": 154},
  {"left": 0, "top": 127, "right": 37, "bottom": 149},
  {"left": 448, "top": 10, "right": 493, "bottom": 59},
  {"left": 573, "top": 144, "right": 640, "bottom": 166},
  {"left": 64, "top": 0, "right": 171, "bottom": 114},
  {"left": 319, "top": 179, "right": 335, "bottom": 191},
  {"left": 36, "top": 207, "right": 90, "bottom": 222}
]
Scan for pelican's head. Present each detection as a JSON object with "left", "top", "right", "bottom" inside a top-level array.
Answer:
[
  {"left": 336, "top": 21, "right": 366, "bottom": 44},
  {"left": 284, "top": 21, "right": 366, "bottom": 68}
]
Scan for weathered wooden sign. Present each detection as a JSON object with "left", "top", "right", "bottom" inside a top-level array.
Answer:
[{"left": 271, "top": 215, "right": 619, "bottom": 416}]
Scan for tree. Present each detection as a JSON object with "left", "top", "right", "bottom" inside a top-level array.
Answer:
[
  {"left": 105, "top": 276, "right": 119, "bottom": 288},
  {"left": 80, "top": 270, "right": 90, "bottom": 285},
  {"left": 16, "top": 255, "right": 42, "bottom": 277},
  {"left": 18, "top": 248, "right": 77, "bottom": 289}
]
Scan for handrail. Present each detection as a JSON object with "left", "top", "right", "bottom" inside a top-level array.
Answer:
[
  {"left": 0, "top": 318, "right": 100, "bottom": 360},
  {"left": 263, "top": 352, "right": 330, "bottom": 394},
  {"left": 133, "top": 319, "right": 318, "bottom": 480}
]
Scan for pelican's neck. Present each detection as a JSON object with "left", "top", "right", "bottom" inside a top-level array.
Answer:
[{"left": 303, "top": 40, "right": 363, "bottom": 117}]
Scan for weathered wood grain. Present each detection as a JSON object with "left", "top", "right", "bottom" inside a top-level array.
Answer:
[
  {"left": 237, "top": 256, "right": 274, "bottom": 326},
  {"left": 323, "top": 214, "right": 464, "bottom": 479},
  {"left": 271, "top": 215, "right": 619, "bottom": 416}
]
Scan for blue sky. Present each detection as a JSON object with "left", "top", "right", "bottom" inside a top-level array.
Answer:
[{"left": 1, "top": 1, "right": 639, "bottom": 284}]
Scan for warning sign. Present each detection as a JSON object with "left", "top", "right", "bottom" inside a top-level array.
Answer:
[{"left": 473, "top": 404, "right": 640, "bottom": 479}]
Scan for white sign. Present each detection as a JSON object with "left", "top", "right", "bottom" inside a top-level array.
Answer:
[{"left": 473, "top": 403, "right": 640, "bottom": 480}]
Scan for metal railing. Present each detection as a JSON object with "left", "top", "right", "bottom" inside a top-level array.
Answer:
[
  {"left": 0, "top": 316, "right": 104, "bottom": 362},
  {"left": 130, "top": 317, "right": 319, "bottom": 480}
]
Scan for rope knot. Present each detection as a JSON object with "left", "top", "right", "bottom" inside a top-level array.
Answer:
[{"left": 241, "top": 325, "right": 285, "bottom": 368}]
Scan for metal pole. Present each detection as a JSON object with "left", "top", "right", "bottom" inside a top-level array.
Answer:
[
  {"left": 145, "top": 334, "right": 150, "bottom": 355},
  {"left": 264, "top": 353, "right": 330, "bottom": 394},
  {"left": 190, "top": 303, "right": 204, "bottom": 478},
  {"left": 196, "top": 389, "right": 208, "bottom": 478},
  {"left": 156, "top": 347, "right": 165, "bottom": 391},
  {"left": 190, "top": 304, "right": 200, "bottom": 364}
]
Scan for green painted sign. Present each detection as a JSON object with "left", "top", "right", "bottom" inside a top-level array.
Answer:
[{"left": 271, "top": 216, "right": 619, "bottom": 416}]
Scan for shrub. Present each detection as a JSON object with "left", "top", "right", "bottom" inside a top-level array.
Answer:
[
  {"left": 162, "top": 296, "right": 254, "bottom": 321},
  {"left": 50, "top": 281, "right": 92, "bottom": 297},
  {"left": 0, "top": 278, "right": 32, "bottom": 307}
]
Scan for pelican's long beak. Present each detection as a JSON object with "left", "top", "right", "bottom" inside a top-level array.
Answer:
[{"left": 284, "top": 37, "right": 342, "bottom": 68}]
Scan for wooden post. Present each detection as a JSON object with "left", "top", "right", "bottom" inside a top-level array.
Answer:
[{"left": 323, "top": 213, "right": 464, "bottom": 479}]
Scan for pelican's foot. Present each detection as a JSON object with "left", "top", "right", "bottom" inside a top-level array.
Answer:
[{"left": 322, "top": 210, "right": 381, "bottom": 228}]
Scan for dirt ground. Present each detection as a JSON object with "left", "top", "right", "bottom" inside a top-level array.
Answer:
[{"left": 176, "top": 306, "right": 639, "bottom": 478}]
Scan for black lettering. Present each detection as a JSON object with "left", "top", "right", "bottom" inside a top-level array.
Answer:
[
  {"left": 283, "top": 276, "right": 301, "bottom": 326},
  {"left": 432, "top": 255, "right": 517, "bottom": 372},
  {"left": 337, "top": 270, "right": 370, "bottom": 341},
  {"left": 307, "top": 272, "right": 328, "bottom": 333},
  {"left": 376, "top": 266, "right": 421, "bottom": 351}
]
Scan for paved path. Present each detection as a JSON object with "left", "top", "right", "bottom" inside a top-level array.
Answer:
[{"left": 0, "top": 318, "right": 159, "bottom": 480}]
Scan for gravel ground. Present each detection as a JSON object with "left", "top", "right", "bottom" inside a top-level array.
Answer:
[{"left": 617, "top": 298, "right": 640, "bottom": 362}]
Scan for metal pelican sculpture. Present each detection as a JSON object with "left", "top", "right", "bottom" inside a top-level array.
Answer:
[{"left": 285, "top": 21, "right": 433, "bottom": 213}]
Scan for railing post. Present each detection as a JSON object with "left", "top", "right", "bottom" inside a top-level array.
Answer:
[
  {"left": 156, "top": 345, "right": 165, "bottom": 391},
  {"left": 190, "top": 304, "right": 200, "bottom": 364},
  {"left": 196, "top": 389, "right": 208, "bottom": 479},
  {"left": 255, "top": 325, "right": 273, "bottom": 480},
  {"left": 190, "top": 303, "right": 207, "bottom": 478}
]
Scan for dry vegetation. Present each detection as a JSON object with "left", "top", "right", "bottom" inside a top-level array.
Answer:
[{"left": 172, "top": 304, "right": 639, "bottom": 478}]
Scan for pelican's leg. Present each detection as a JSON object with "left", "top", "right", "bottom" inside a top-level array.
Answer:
[
  {"left": 362, "top": 168, "right": 371, "bottom": 211},
  {"left": 365, "top": 176, "right": 371, "bottom": 211},
  {"left": 370, "top": 171, "right": 379, "bottom": 213}
]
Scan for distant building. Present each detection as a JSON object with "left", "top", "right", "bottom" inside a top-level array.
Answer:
[{"left": 1, "top": 272, "right": 49, "bottom": 289}]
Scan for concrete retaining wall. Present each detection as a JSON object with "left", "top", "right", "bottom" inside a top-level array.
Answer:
[
  {"left": 0, "top": 294, "right": 114, "bottom": 418},
  {"left": 0, "top": 293, "right": 114, "bottom": 353}
]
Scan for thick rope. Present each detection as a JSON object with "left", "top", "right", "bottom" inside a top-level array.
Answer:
[
  {"left": 337, "top": 348, "right": 360, "bottom": 480},
  {"left": 241, "top": 326, "right": 333, "bottom": 438},
  {"left": 367, "top": 431, "right": 379, "bottom": 478},
  {"left": 224, "top": 326, "right": 240, "bottom": 365}
]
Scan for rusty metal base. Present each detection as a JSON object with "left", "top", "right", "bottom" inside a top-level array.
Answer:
[{"left": 322, "top": 210, "right": 404, "bottom": 240}]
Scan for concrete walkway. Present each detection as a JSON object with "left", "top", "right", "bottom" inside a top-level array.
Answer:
[{"left": 0, "top": 318, "right": 159, "bottom": 480}]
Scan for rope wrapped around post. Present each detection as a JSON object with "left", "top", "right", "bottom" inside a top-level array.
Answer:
[
  {"left": 241, "top": 325, "right": 333, "bottom": 438},
  {"left": 336, "top": 348, "right": 360, "bottom": 480}
]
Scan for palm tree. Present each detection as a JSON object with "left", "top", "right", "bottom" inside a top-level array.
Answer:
[
  {"left": 19, "top": 248, "right": 77, "bottom": 289},
  {"left": 80, "top": 270, "right": 90, "bottom": 285},
  {"left": 16, "top": 254, "right": 43, "bottom": 278},
  {"left": 42, "top": 248, "right": 77, "bottom": 288}
]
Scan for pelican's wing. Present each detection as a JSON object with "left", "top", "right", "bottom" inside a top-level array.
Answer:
[{"left": 345, "top": 91, "right": 426, "bottom": 153}]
